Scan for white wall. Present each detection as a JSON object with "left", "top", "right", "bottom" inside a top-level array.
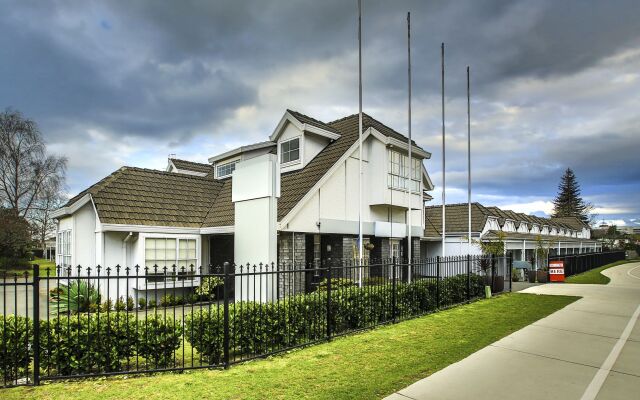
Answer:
[{"left": 284, "top": 134, "right": 425, "bottom": 237}]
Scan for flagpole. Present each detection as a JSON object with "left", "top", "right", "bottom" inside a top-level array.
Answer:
[
  {"left": 441, "top": 43, "right": 446, "bottom": 257},
  {"left": 407, "top": 11, "right": 412, "bottom": 278},
  {"left": 357, "top": 0, "right": 364, "bottom": 286},
  {"left": 467, "top": 66, "right": 471, "bottom": 254}
]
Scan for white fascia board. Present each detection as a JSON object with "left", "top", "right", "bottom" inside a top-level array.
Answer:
[
  {"left": 101, "top": 223, "right": 234, "bottom": 235},
  {"left": 269, "top": 111, "right": 340, "bottom": 142},
  {"left": 384, "top": 135, "right": 431, "bottom": 159},
  {"left": 51, "top": 193, "right": 92, "bottom": 219},
  {"left": 422, "top": 165, "right": 434, "bottom": 190},
  {"left": 303, "top": 124, "right": 341, "bottom": 140},
  {"left": 278, "top": 129, "right": 376, "bottom": 229},
  {"left": 200, "top": 226, "right": 234, "bottom": 235},
  {"left": 173, "top": 169, "right": 208, "bottom": 177},
  {"left": 101, "top": 224, "right": 201, "bottom": 234},
  {"left": 208, "top": 142, "right": 275, "bottom": 164}
]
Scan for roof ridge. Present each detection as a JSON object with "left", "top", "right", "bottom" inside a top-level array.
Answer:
[
  {"left": 170, "top": 158, "right": 210, "bottom": 166},
  {"left": 125, "top": 166, "right": 214, "bottom": 181}
]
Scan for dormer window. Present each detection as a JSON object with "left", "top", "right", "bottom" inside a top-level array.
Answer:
[
  {"left": 281, "top": 138, "right": 300, "bottom": 164},
  {"left": 216, "top": 160, "right": 238, "bottom": 179}
]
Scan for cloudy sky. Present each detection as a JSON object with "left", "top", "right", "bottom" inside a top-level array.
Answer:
[{"left": 2, "top": 0, "right": 639, "bottom": 226}]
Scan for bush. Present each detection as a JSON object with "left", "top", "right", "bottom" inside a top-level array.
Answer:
[
  {"left": 137, "top": 297, "right": 146, "bottom": 309},
  {"left": 138, "top": 314, "right": 183, "bottom": 368},
  {"left": 185, "top": 308, "right": 225, "bottom": 364},
  {"left": 49, "top": 281, "right": 101, "bottom": 314},
  {"left": 160, "top": 294, "right": 175, "bottom": 307},
  {"left": 148, "top": 299, "right": 157, "bottom": 308},
  {"left": 0, "top": 315, "right": 32, "bottom": 382},
  {"left": 40, "top": 312, "right": 137, "bottom": 375},
  {"left": 317, "top": 278, "right": 355, "bottom": 291},
  {"left": 195, "top": 276, "right": 224, "bottom": 300}
]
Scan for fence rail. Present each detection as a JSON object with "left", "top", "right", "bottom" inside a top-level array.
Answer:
[
  {"left": 0, "top": 255, "right": 512, "bottom": 388},
  {"left": 548, "top": 250, "right": 625, "bottom": 277}
]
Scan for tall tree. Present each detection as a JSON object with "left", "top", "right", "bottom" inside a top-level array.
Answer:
[
  {"left": 0, "top": 109, "right": 67, "bottom": 219},
  {"left": 31, "top": 181, "right": 65, "bottom": 253},
  {"left": 551, "top": 168, "right": 593, "bottom": 224}
]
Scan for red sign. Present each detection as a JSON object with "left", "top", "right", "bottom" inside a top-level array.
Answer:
[{"left": 549, "top": 260, "right": 565, "bottom": 282}]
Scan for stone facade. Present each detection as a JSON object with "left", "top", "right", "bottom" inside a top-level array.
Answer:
[{"left": 277, "top": 232, "right": 306, "bottom": 297}]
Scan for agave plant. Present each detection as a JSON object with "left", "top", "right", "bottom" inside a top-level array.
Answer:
[{"left": 49, "top": 280, "right": 101, "bottom": 314}]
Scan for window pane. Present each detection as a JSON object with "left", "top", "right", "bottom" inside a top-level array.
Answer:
[
  {"left": 290, "top": 149, "right": 299, "bottom": 161},
  {"left": 290, "top": 138, "right": 299, "bottom": 150}
]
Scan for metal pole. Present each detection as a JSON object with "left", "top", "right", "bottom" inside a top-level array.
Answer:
[
  {"left": 467, "top": 66, "right": 471, "bottom": 255},
  {"left": 32, "top": 264, "right": 40, "bottom": 385},
  {"left": 223, "top": 262, "right": 230, "bottom": 368},
  {"left": 357, "top": 0, "right": 364, "bottom": 287},
  {"left": 407, "top": 11, "right": 412, "bottom": 281},
  {"left": 441, "top": 43, "right": 446, "bottom": 257}
]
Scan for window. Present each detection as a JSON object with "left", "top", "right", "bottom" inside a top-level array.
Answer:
[
  {"left": 144, "top": 238, "right": 197, "bottom": 282},
  {"left": 387, "top": 150, "right": 421, "bottom": 192},
  {"left": 281, "top": 138, "right": 300, "bottom": 164},
  {"left": 216, "top": 161, "right": 237, "bottom": 178},
  {"left": 57, "top": 230, "right": 72, "bottom": 269}
]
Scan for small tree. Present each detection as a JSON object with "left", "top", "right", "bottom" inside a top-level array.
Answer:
[
  {"left": 534, "top": 235, "right": 550, "bottom": 270},
  {"left": 0, "top": 208, "right": 32, "bottom": 269},
  {"left": 551, "top": 168, "right": 593, "bottom": 224}
]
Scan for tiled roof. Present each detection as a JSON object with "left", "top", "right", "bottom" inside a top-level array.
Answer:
[
  {"left": 425, "top": 203, "right": 589, "bottom": 238},
  {"left": 63, "top": 111, "right": 425, "bottom": 229},
  {"left": 68, "top": 167, "right": 223, "bottom": 227},
  {"left": 424, "top": 203, "right": 492, "bottom": 237},
  {"left": 169, "top": 158, "right": 213, "bottom": 174}
]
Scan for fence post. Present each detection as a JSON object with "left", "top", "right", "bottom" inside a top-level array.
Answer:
[
  {"left": 508, "top": 254, "right": 513, "bottom": 292},
  {"left": 223, "top": 262, "right": 231, "bottom": 369},
  {"left": 436, "top": 256, "right": 441, "bottom": 309},
  {"left": 392, "top": 257, "right": 397, "bottom": 322},
  {"left": 326, "top": 261, "right": 332, "bottom": 341},
  {"left": 32, "top": 264, "right": 40, "bottom": 385},
  {"left": 466, "top": 255, "right": 471, "bottom": 301}
]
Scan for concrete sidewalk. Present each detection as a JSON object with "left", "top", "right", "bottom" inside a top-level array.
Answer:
[{"left": 385, "top": 262, "right": 640, "bottom": 400}]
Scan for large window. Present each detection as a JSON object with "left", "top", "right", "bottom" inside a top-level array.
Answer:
[
  {"left": 57, "top": 230, "right": 71, "bottom": 268},
  {"left": 216, "top": 161, "right": 237, "bottom": 178},
  {"left": 281, "top": 138, "right": 300, "bottom": 164},
  {"left": 388, "top": 150, "right": 421, "bottom": 192},
  {"left": 145, "top": 238, "right": 197, "bottom": 282}
]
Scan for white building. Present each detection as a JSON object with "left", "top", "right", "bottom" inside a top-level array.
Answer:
[
  {"left": 422, "top": 203, "right": 601, "bottom": 260},
  {"left": 51, "top": 110, "right": 434, "bottom": 300}
]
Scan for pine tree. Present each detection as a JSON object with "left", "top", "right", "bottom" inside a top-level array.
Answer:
[{"left": 551, "top": 168, "right": 592, "bottom": 224}]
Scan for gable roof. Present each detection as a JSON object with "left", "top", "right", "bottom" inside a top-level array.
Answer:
[
  {"left": 169, "top": 158, "right": 213, "bottom": 174},
  {"left": 424, "top": 203, "right": 493, "bottom": 237},
  {"left": 287, "top": 109, "right": 340, "bottom": 134},
  {"left": 60, "top": 111, "right": 428, "bottom": 229}
]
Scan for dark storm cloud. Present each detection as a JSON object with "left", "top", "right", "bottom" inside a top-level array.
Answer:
[{"left": 1, "top": 0, "right": 639, "bottom": 223}]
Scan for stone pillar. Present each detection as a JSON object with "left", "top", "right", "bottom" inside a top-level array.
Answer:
[{"left": 277, "top": 232, "right": 306, "bottom": 297}]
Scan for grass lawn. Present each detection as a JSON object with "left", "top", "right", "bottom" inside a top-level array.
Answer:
[
  {"left": 2, "top": 258, "right": 57, "bottom": 277},
  {"left": 565, "top": 259, "right": 637, "bottom": 284},
  {"left": 4, "top": 293, "right": 578, "bottom": 400}
]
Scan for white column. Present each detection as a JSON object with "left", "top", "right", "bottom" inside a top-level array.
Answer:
[
  {"left": 522, "top": 239, "right": 526, "bottom": 261},
  {"left": 233, "top": 154, "right": 280, "bottom": 302}
]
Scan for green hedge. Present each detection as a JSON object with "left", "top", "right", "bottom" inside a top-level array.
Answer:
[
  {"left": 0, "top": 315, "right": 32, "bottom": 382},
  {"left": 184, "top": 274, "right": 486, "bottom": 364}
]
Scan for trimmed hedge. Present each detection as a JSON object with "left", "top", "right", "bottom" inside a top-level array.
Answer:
[
  {"left": 184, "top": 274, "right": 486, "bottom": 364},
  {"left": 0, "top": 315, "right": 32, "bottom": 382},
  {"left": 138, "top": 314, "right": 183, "bottom": 368}
]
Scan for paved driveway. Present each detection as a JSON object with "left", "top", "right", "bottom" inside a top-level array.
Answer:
[{"left": 385, "top": 262, "right": 640, "bottom": 400}]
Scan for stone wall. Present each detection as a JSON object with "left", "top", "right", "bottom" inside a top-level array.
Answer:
[{"left": 277, "top": 232, "right": 306, "bottom": 297}]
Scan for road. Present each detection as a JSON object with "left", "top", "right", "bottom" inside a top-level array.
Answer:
[{"left": 385, "top": 261, "right": 640, "bottom": 400}]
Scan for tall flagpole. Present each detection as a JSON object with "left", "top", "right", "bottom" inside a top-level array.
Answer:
[
  {"left": 407, "top": 11, "right": 412, "bottom": 269},
  {"left": 441, "top": 43, "right": 446, "bottom": 257},
  {"left": 357, "top": 0, "right": 364, "bottom": 285},
  {"left": 467, "top": 66, "right": 471, "bottom": 254}
]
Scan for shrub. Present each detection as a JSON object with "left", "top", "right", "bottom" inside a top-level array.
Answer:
[
  {"left": 138, "top": 314, "right": 183, "bottom": 368},
  {"left": 40, "top": 312, "right": 137, "bottom": 375},
  {"left": 0, "top": 315, "right": 33, "bottom": 382},
  {"left": 160, "top": 294, "right": 175, "bottom": 307},
  {"left": 137, "top": 297, "right": 146, "bottom": 309},
  {"left": 49, "top": 281, "right": 101, "bottom": 314},
  {"left": 195, "top": 276, "right": 224, "bottom": 300},
  {"left": 185, "top": 308, "right": 225, "bottom": 364},
  {"left": 148, "top": 299, "right": 157, "bottom": 308},
  {"left": 100, "top": 299, "right": 113, "bottom": 312},
  {"left": 317, "top": 278, "right": 355, "bottom": 291},
  {"left": 114, "top": 297, "right": 127, "bottom": 311}
]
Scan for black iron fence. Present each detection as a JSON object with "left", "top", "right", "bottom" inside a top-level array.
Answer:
[
  {"left": 548, "top": 250, "right": 626, "bottom": 277},
  {"left": 0, "top": 255, "right": 511, "bottom": 388}
]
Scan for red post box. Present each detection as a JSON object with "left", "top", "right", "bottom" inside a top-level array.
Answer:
[{"left": 549, "top": 260, "right": 565, "bottom": 282}]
